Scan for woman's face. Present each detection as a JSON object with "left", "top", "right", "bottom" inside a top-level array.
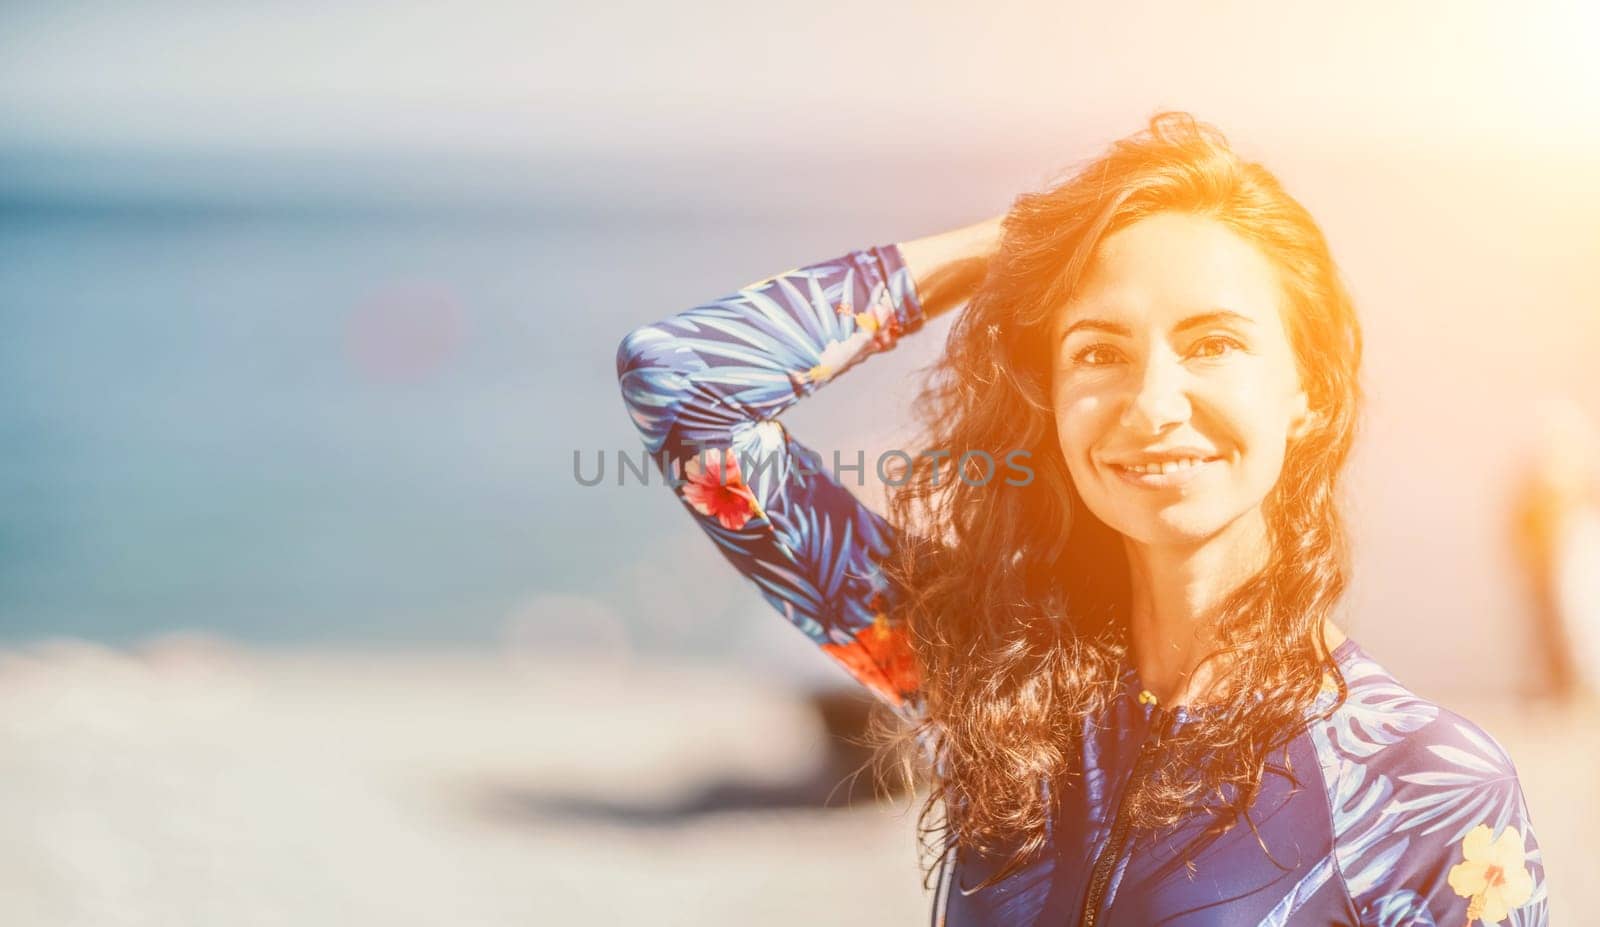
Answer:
[{"left": 1049, "top": 211, "right": 1310, "bottom": 547}]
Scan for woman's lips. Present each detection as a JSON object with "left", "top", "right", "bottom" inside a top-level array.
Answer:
[{"left": 1108, "top": 456, "right": 1222, "bottom": 489}]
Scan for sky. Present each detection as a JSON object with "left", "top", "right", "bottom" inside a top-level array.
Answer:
[{"left": 2, "top": 1, "right": 1597, "bottom": 160}]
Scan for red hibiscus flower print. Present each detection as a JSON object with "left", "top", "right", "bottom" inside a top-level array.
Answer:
[
  {"left": 822, "top": 613, "right": 920, "bottom": 705},
  {"left": 681, "top": 447, "right": 763, "bottom": 530}
]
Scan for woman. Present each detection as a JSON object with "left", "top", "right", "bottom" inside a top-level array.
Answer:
[{"left": 614, "top": 112, "right": 1548, "bottom": 926}]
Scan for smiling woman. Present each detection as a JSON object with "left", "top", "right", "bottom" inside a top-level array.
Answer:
[
  {"left": 613, "top": 111, "right": 1549, "bottom": 926},
  {"left": 1052, "top": 214, "right": 1313, "bottom": 554}
]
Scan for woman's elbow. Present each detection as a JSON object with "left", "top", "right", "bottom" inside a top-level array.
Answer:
[{"left": 614, "top": 323, "right": 660, "bottom": 383}]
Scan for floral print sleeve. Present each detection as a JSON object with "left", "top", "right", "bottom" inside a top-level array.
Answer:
[
  {"left": 1309, "top": 651, "right": 1550, "bottom": 926},
  {"left": 1391, "top": 716, "right": 1548, "bottom": 926},
  {"left": 614, "top": 245, "right": 927, "bottom": 721}
]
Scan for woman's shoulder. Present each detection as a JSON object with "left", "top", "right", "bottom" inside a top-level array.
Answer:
[
  {"left": 1310, "top": 637, "right": 1522, "bottom": 781},
  {"left": 1303, "top": 638, "right": 1549, "bottom": 924}
]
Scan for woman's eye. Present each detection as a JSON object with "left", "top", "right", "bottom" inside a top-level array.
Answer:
[
  {"left": 1190, "top": 335, "right": 1244, "bottom": 359},
  {"left": 1072, "top": 344, "right": 1122, "bottom": 366}
]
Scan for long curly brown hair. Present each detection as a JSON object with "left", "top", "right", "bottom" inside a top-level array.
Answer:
[{"left": 871, "top": 111, "right": 1364, "bottom": 890}]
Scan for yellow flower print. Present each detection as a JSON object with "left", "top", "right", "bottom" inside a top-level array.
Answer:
[
  {"left": 859, "top": 292, "right": 907, "bottom": 348},
  {"left": 1446, "top": 823, "right": 1534, "bottom": 925},
  {"left": 797, "top": 297, "right": 901, "bottom": 385}
]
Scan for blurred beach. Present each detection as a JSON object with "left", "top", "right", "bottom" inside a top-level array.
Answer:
[
  {"left": 0, "top": 637, "right": 935, "bottom": 925},
  {"left": 0, "top": 636, "right": 1590, "bottom": 925}
]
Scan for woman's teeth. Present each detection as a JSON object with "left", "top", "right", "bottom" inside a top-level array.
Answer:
[{"left": 1118, "top": 458, "right": 1211, "bottom": 474}]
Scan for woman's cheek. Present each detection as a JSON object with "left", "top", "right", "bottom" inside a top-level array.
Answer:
[
  {"left": 1054, "top": 394, "right": 1102, "bottom": 463},
  {"left": 1191, "top": 377, "right": 1270, "bottom": 450}
]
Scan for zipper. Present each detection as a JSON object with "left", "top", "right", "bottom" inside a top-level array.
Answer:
[{"left": 1078, "top": 702, "right": 1172, "bottom": 927}]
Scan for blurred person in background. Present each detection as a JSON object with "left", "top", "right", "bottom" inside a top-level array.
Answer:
[
  {"left": 615, "top": 112, "right": 1549, "bottom": 925},
  {"left": 1514, "top": 396, "right": 1600, "bottom": 703}
]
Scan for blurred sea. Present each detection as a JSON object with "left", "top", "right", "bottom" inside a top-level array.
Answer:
[
  {"left": 2, "top": 142, "right": 1599, "bottom": 700},
  {"left": 0, "top": 147, "right": 1005, "bottom": 655}
]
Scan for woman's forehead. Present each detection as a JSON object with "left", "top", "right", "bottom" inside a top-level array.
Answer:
[{"left": 1054, "top": 213, "right": 1285, "bottom": 336}]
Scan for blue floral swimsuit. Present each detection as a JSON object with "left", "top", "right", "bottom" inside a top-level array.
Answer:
[{"left": 614, "top": 243, "right": 1550, "bottom": 926}]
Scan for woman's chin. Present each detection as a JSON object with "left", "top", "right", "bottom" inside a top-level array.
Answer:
[{"left": 1107, "top": 506, "right": 1237, "bottom": 548}]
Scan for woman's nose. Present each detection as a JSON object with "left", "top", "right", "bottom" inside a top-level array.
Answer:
[{"left": 1119, "top": 351, "right": 1192, "bottom": 434}]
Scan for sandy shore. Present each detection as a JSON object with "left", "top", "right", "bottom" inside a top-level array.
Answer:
[{"left": 0, "top": 637, "right": 1586, "bottom": 925}]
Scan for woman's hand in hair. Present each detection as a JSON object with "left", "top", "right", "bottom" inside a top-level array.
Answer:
[{"left": 894, "top": 214, "right": 1005, "bottom": 321}]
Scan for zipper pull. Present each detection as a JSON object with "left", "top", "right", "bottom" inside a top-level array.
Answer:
[{"left": 1135, "top": 687, "right": 1171, "bottom": 751}]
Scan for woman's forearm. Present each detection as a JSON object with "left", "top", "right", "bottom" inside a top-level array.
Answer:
[
  {"left": 613, "top": 245, "right": 930, "bottom": 714},
  {"left": 894, "top": 214, "right": 1005, "bottom": 321}
]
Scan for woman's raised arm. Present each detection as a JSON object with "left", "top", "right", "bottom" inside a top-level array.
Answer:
[{"left": 613, "top": 221, "right": 1000, "bottom": 719}]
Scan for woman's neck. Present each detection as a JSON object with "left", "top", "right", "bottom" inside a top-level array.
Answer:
[{"left": 1122, "top": 507, "right": 1270, "bottom": 707}]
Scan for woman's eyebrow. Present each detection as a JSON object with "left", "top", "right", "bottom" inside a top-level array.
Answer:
[
  {"left": 1059, "top": 317, "right": 1132, "bottom": 341},
  {"left": 1173, "top": 309, "right": 1255, "bottom": 333},
  {"left": 1059, "top": 310, "right": 1253, "bottom": 342}
]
